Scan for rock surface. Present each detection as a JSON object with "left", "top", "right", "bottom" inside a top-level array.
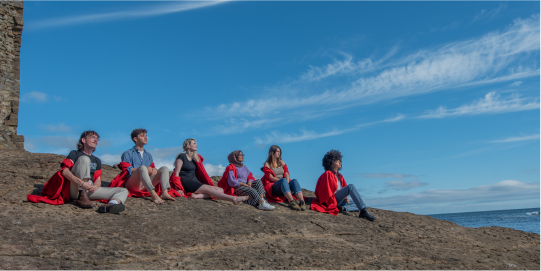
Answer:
[{"left": 0, "top": 150, "right": 539, "bottom": 269}]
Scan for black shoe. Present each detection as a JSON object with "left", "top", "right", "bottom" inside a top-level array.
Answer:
[
  {"left": 359, "top": 208, "right": 376, "bottom": 221},
  {"left": 337, "top": 206, "right": 347, "bottom": 213},
  {"left": 97, "top": 204, "right": 125, "bottom": 214}
]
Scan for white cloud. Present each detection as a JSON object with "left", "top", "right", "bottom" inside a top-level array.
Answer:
[
  {"left": 367, "top": 180, "right": 540, "bottom": 209},
  {"left": 510, "top": 81, "right": 523, "bottom": 86},
  {"left": 385, "top": 180, "right": 428, "bottom": 190},
  {"left": 21, "top": 91, "right": 48, "bottom": 103},
  {"left": 202, "top": 15, "right": 539, "bottom": 132},
  {"left": 100, "top": 154, "right": 121, "bottom": 166},
  {"left": 29, "top": 1, "right": 229, "bottom": 30},
  {"left": 420, "top": 92, "right": 539, "bottom": 119},
  {"left": 490, "top": 134, "right": 540, "bottom": 143},
  {"left": 472, "top": 4, "right": 506, "bottom": 22},
  {"left": 25, "top": 136, "right": 78, "bottom": 155},
  {"left": 38, "top": 123, "right": 73, "bottom": 133},
  {"left": 204, "top": 163, "right": 226, "bottom": 177}
]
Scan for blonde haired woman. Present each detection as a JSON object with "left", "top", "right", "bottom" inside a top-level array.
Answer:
[{"left": 169, "top": 138, "right": 248, "bottom": 204}]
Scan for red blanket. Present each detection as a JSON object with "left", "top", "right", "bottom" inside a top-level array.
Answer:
[
  {"left": 27, "top": 158, "right": 102, "bottom": 205},
  {"left": 260, "top": 164, "right": 297, "bottom": 203},
  {"left": 169, "top": 154, "right": 215, "bottom": 198},
  {"left": 108, "top": 162, "right": 180, "bottom": 198},
  {"left": 217, "top": 164, "right": 255, "bottom": 196},
  {"left": 310, "top": 171, "right": 347, "bottom": 215}
]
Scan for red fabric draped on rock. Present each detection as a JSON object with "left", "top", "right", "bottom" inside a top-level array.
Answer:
[
  {"left": 260, "top": 164, "right": 296, "bottom": 203},
  {"left": 108, "top": 162, "right": 181, "bottom": 198},
  {"left": 169, "top": 154, "right": 215, "bottom": 198},
  {"left": 217, "top": 164, "right": 255, "bottom": 196},
  {"left": 27, "top": 158, "right": 102, "bottom": 205},
  {"left": 310, "top": 171, "right": 347, "bottom": 215}
]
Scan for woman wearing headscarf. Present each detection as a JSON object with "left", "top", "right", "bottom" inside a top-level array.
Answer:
[
  {"left": 311, "top": 149, "right": 376, "bottom": 221},
  {"left": 218, "top": 150, "right": 275, "bottom": 210},
  {"left": 169, "top": 138, "right": 248, "bottom": 204}
]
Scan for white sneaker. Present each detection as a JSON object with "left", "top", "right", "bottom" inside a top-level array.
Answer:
[{"left": 258, "top": 200, "right": 275, "bottom": 211}]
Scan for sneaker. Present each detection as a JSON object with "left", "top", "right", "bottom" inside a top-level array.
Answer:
[
  {"left": 359, "top": 208, "right": 376, "bottom": 221},
  {"left": 298, "top": 200, "right": 306, "bottom": 211},
  {"left": 337, "top": 206, "right": 347, "bottom": 213},
  {"left": 258, "top": 201, "right": 275, "bottom": 211},
  {"left": 288, "top": 200, "right": 301, "bottom": 211},
  {"left": 97, "top": 203, "right": 125, "bottom": 214}
]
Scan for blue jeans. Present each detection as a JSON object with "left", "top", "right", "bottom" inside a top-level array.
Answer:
[
  {"left": 336, "top": 184, "right": 366, "bottom": 211},
  {"left": 272, "top": 178, "right": 302, "bottom": 197}
]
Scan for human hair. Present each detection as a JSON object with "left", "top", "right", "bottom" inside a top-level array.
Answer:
[
  {"left": 181, "top": 138, "right": 200, "bottom": 162},
  {"left": 265, "top": 145, "right": 283, "bottom": 168},
  {"left": 77, "top": 130, "right": 99, "bottom": 152},
  {"left": 322, "top": 149, "right": 343, "bottom": 172},
  {"left": 131, "top": 128, "right": 147, "bottom": 143}
]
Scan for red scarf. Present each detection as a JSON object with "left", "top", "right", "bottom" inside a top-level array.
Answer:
[
  {"left": 310, "top": 171, "right": 347, "bottom": 215},
  {"left": 27, "top": 158, "right": 103, "bottom": 205},
  {"left": 260, "top": 164, "right": 297, "bottom": 203},
  {"left": 169, "top": 154, "right": 215, "bottom": 198},
  {"left": 108, "top": 162, "right": 181, "bottom": 198},
  {"left": 217, "top": 164, "right": 255, "bottom": 196}
]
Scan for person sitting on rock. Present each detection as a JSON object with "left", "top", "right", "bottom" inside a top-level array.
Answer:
[
  {"left": 108, "top": 128, "right": 177, "bottom": 205},
  {"left": 218, "top": 150, "right": 275, "bottom": 211},
  {"left": 169, "top": 138, "right": 248, "bottom": 204},
  {"left": 260, "top": 145, "right": 306, "bottom": 211},
  {"left": 311, "top": 149, "right": 376, "bottom": 221},
  {"left": 27, "top": 130, "right": 128, "bottom": 214}
]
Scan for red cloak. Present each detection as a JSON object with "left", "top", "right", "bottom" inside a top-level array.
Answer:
[
  {"left": 260, "top": 164, "right": 297, "bottom": 203},
  {"left": 217, "top": 164, "right": 255, "bottom": 196},
  {"left": 310, "top": 171, "right": 347, "bottom": 215},
  {"left": 27, "top": 158, "right": 103, "bottom": 205},
  {"left": 169, "top": 154, "right": 215, "bottom": 198},
  {"left": 108, "top": 162, "right": 181, "bottom": 198}
]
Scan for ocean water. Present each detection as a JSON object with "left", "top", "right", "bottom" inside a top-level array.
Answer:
[{"left": 428, "top": 208, "right": 540, "bottom": 234}]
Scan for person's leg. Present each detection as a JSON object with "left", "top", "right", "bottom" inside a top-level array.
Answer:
[
  {"left": 252, "top": 180, "right": 266, "bottom": 204},
  {"left": 88, "top": 186, "right": 129, "bottom": 213},
  {"left": 288, "top": 179, "right": 305, "bottom": 210},
  {"left": 233, "top": 185, "right": 259, "bottom": 206},
  {"left": 336, "top": 184, "right": 375, "bottom": 220},
  {"left": 126, "top": 166, "right": 163, "bottom": 205},
  {"left": 272, "top": 178, "right": 296, "bottom": 202},
  {"left": 151, "top": 166, "right": 174, "bottom": 201},
  {"left": 69, "top": 156, "right": 95, "bottom": 207},
  {"left": 194, "top": 184, "right": 248, "bottom": 205}
]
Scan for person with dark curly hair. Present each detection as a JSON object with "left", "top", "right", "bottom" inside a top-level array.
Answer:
[{"left": 311, "top": 150, "right": 376, "bottom": 221}]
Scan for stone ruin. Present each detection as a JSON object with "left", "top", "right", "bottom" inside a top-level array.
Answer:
[{"left": 0, "top": 1, "right": 24, "bottom": 150}]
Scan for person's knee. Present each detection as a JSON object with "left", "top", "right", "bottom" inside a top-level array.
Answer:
[
  {"left": 78, "top": 155, "right": 91, "bottom": 165},
  {"left": 158, "top": 166, "right": 169, "bottom": 173},
  {"left": 139, "top": 165, "right": 148, "bottom": 174}
]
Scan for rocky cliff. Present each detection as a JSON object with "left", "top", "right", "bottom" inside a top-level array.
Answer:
[{"left": 0, "top": 150, "right": 539, "bottom": 269}]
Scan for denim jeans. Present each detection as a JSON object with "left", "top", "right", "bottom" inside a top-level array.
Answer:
[
  {"left": 335, "top": 184, "right": 366, "bottom": 211},
  {"left": 272, "top": 178, "right": 302, "bottom": 196}
]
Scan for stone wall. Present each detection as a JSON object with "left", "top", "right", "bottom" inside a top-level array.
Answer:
[{"left": 0, "top": 1, "right": 24, "bottom": 150}]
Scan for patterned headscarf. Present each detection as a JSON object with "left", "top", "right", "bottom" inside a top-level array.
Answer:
[{"left": 227, "top": 150, "right": 244, "bottom": 168}]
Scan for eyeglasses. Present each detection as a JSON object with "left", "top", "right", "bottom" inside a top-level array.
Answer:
[
  {"left": 87, "top": 135, "right": 100, "bottom": 141},
  {"left": 237, "top": 154, "right": 244, "bottom": 157}
]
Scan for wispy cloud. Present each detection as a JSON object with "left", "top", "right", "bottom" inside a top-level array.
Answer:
[
  {"left": 254, "top": 114, "right": 405, "bottom": 144},
  {"left": 368, "top": 180, "right": 539, "bottom": 209},
  {"left": 472, "top": 4, "right": 506, "bottom": 22},
  {"left": 25, "top": 135, "right": 78, "bottom": 154},
  {"left": 490, "top": 134, "right": 540, "bottom": 143},
  {"left": 203, "top": 15, "right": 540, "bottom": 132},
  {"left": 360, "top": 173, "right": 418, "bottom": 179},
  {"left": 510, "top": 81, "right": 523, "bottom": 86},
  {"left": 21, "top": 91, "right": 48, "bottom": 103},
  {"left": 420, "top": 92, "right": 539, "bottom": 119},
  {"left": 38, "top": 123, "right": 73, "bottom": 133},
  {"left": 29, "top": 1, "right": 228, "bottom": 30}
]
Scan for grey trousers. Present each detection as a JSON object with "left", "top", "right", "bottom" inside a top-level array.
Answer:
[
  {"left": 69, "top": 156, "right": 129, "bottom": 203},
  {"left": 126, "top": 165, "right": 170, "bottom": 192}
]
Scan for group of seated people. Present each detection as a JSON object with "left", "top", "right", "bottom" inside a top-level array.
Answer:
[{"left": 27, "top": 129, "right": 376, "bottom": 221}]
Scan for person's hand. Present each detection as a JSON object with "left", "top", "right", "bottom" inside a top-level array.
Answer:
[
  {"left": 345, "top": 198, "right": 350, "bottom": 204},
  {"left": 247, "top": 181, "right": 253, "bottom": 188},
  {"left": 178, "top": 190, "right": 185, "bottom": 197},
  {"left": 88, "top": 184, "right": 98, "bottom": 193},
  {"left": 239, "top": 182, "right": 248, "bottom": 187},
  {"left": 149, "top": 167, "right": 157, "bottom": 176}
]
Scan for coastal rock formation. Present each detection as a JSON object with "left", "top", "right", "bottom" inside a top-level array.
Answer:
[
  {"left": 0, "top": 150, "right": 539, "bottom": 269},
  {"left": 0, "top": 1, "right": 24, "bottom": 150}
]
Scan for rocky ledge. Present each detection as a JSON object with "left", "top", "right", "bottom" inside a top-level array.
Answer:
[{"left": 0, "top": 150, "right": 539, "bottom": 269}]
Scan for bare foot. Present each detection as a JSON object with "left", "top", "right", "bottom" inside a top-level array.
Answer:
[
  {"left": 190, "top": 193, "right": 205, "bottom": 199},
  {"left": 161, "top": 192, "right": 175, "bottom": 201},
  {"left": 233, "top": 196, "right": 249, "bottom": 205},
  {"left": 151, "top": 194, "right": 164, "bottom": 205}
]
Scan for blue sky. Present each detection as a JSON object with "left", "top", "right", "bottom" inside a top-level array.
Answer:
[{"left": 19, "top": 1, "right": 540, "bottom": 215}]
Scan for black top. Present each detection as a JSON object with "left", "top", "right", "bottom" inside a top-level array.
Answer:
[
  {"left": 176, "top": 153, "right": 199, "bottom": 183},
  {"left": 67, "top": 150, "right": 102, "bottom": 180}
]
